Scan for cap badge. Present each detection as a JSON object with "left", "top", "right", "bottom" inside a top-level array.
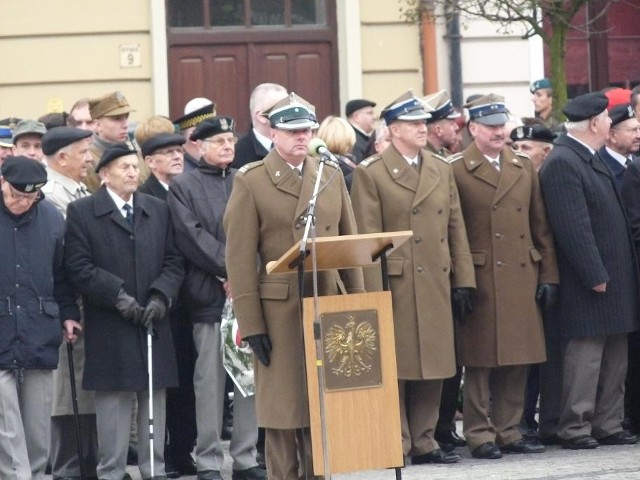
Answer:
[
  {"left": 220, "top": 117, "right": 229, "bottom": 130},
  {"left": 24, "top": 184, "right": 34, "bottom": 192}
]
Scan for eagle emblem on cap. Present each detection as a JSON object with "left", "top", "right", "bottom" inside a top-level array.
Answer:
[
  {"left": 24, "top": 184, "right": 34, "bottom": 192},
  {"left": 628, "top": 105, "right": 634, "bottom": 118},
  {"left": 220, "top": 117, "right": 229, "bottom": 130},
  {"left": 516, "top": 127, "right": 524, "bottom": 139}
]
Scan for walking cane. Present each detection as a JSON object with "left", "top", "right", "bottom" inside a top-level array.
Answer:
[
  {"left": 67, "top": 340, "right": 87, "bottom": 480},
  {"left": 147, "top": 324, "right": 155, "bottom": 479}
]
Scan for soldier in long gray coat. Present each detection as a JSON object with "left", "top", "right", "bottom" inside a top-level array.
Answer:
[
  {"left": 224, "top": 93, "right": 364, "bottom": 480},
  {"left": 540, "top": 91, "right": 639, "bottom": 450},
  {"left": 351, "top": 91, "right": 475, "bottom": 465}
]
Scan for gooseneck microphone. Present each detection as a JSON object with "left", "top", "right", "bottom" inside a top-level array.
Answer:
[{"left": 308, "top": 138, "right": 341, "bottom": 165}]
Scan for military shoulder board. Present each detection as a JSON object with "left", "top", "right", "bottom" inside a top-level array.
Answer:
[
  {"left": 238, "top": 160, "right": 264, "bottom": 174},
  {"left": 431, "top": 152, "right": 448, "bottom": 163},
  {"left": 447, "top": 153, "right": 464, "bottom": 164},
  {"left": 360, "top": 154, "right": 381, "bottom": 168}
]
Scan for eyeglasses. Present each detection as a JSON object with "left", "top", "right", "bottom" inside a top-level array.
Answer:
[
  {"left": 203, "top": 136, "right": 238, "bottom": 147},
  {"left": 612, "top": 125, "right": 640, "bottom": 134},
  {"left": 7, "top": 183, "right": 40, "bottom": 203}
]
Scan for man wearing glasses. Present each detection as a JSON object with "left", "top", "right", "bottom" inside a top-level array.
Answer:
[
  {"left": 0, "top": 156, "right": 81, "bottom": 479},
  {"left": 168, "top": 117, "right": 267, "bottom": 480}
]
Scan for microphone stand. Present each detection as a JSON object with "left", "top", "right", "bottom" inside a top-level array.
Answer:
[{"left": 291, "top": 153, "right": 333, "bottom": 479}]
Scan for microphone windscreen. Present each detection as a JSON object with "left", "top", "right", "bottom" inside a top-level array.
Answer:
[{"left": 308, "top": 137, "right": 327, "bottom": 156}]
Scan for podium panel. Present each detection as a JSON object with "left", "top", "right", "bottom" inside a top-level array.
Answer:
[{"left": 303, "top": 292, "right": 403, "bottom": 475}]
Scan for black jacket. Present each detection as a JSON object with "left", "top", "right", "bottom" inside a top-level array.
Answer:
[
  {"left": 64, "top": 187, "right": 184, "bottom": 390},
  {"left": 0, "top": 197, "right": 79, "bottom": 369},
  {"left": 232, "top": 130, "right": 269, "bottom": 169},
  {"left": 168, "top": 162, "right": 234, "bottom": 322},
  {"left": 540, "top": 135, "right": 639, "bottom": 338}
]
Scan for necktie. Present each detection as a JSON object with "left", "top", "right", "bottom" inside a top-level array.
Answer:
[
  {"left": 123, "top": 204, "right": 133, "bottom": 227},
  {"left": 75, "top": 186, "right": 87, "bottom": 200},
  {"left": 626, "top": 157, "right": 633, "bottom": 167},
  {"left": 492, "top": 160, "right": 501, "bottom": 172}
]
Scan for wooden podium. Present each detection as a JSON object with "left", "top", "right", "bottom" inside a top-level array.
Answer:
[{"left": 268, "top": 231, "right": 412, "bottom": 476}]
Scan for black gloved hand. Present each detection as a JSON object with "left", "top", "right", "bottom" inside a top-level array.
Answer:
[
  {"left": 245, "top": 334, "right": 272, "bottom": 367},
  {"left": 141, "top": 294, "right": 167, "bottom": 330},
  {"left": 451, "top": 287, "right": 474, "bottom": 322},
  {"left": 535, "top": 284, "right": 559, "bottom": 311},
  {"left": 115, "top": 289, "right": 144, "bottom": 324}
]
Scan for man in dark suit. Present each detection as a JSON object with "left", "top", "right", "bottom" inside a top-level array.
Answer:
[
  {"left": 598, "top": 103, "right": 639, "bottom": 191},
  {"left": 65, "top": 145, "right": 184, "bottom": 479},
  {"left": 346, "top": 98, "right": 377, "bottom": 163},
  {"left": 232, "top": 83, "right": 287, "bottom": 169},
  {"left": 539, "top": 91, "right": 639, "bottom": 450}
]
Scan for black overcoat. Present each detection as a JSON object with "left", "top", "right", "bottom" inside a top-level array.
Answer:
[
  {"left": 539, "top": 134, "right": 639, "bottom": 338},
  {"left": 64, "top": 187, "right": 184, "bottom": 391}
]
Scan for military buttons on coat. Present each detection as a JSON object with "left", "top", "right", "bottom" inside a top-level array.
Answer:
[
  {"left": 520, "top": 234, "right": 525, "bottom": 239},
  {"left": 521, "top": 262, "right": 526, "bottom": 267},
  {"left": 492, "top": 205, "right": 498, "bottom": 210},
  {"left": 415, "top": 237, "right": 422, "bottom": 244},
  {"left": 438, "top": 209, "right": 443, "bottom": 214},
  {"left": 417, "top": 267, "right": 423, "bottom": 273},
  {"left": 495, "top": 233, "right": 502, "bottom": 238},
  {"left": 412, "top": 207, "right": 419, "bottom": 214},
  {"left": 295, "top": 223, "right": 302, "bottom": 229},
  {"left": 496, "top": 261, "right": 504, "bottom": 267}
]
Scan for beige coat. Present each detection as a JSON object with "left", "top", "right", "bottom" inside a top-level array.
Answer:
[
  {"left": 350, "top": 145, "right": 475, "bottom": 380},
  {"left": 223, "top": 152, "right": 364, "bottom": 429},
  {"left": 41, "top": 168, "right": 95, "bottom": 416},
  {"left": 450, "top": 143, "right": 559, "bottom": 367}
]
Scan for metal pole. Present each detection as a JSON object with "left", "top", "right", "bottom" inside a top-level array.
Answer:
[{"left": 66, "top": 341, "right": 87, "bottom": 480}]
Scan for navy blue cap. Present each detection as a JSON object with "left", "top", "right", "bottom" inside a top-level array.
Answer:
[
  {"left": 42, "top": 126, "right": 92, "bottom": 155},
  {"left": 464, "top": 94, "right": 509, "bottom": 126},
  {"left": 562, "top": 92, "right": 609, "bottom": 122},
  {"left": 173, "top": 102, "right": 217, "bottom": 131},
  {"left": 190, "top": 116, "right": 235, "bottom": 141},
  {"left": 510, "top": 125, "right": 556, "bottom": 144},
  {"left": 1, "top": 155, "right": 47, "bottom": 192},
  {"left": 95, "top": 145, "right": 138, "bottom": 173},
  {"left": 423, "top": 90, "right": 460, "bottom": 123},
  {"left": 141, "top": 133, "right": 186, "bottom": 157},
  {"left": 381, "top": 91, "right": 431, "bottom": 125}
]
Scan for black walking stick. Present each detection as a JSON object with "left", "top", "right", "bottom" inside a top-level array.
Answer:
[{"left": 67, "top": 339, "right": 87, "bottom": 480}]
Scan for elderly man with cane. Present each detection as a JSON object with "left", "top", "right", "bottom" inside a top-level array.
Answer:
[{"left": 65, "top": 145, "right": 184, "bottom": 480}]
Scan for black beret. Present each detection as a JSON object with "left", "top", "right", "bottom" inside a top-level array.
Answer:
[
  {"left": 562, "top": 92, "right": 609, "bottom": 122},
  {"left": 95, "top": 145, "right": 138, "bottom": 173},
  {"left": 609, "top": 103, "right": 636, "bottom": 127},
  {"left": 1, "top": 155, "right": 47, "bottom": 193},
  {"left": 345, "top": 99, "right": 376, "bottom": 118},
  {"left": 510, "top": 125, "right": 556, "bottom": 144},
  {"left": 140, "top": 133, "right": 186, "bottom": 157},
  {"left": 41, "top": 126, "right": 93, "bottom": 155},
  {"left": 190, "top": 116, "right": 235, "bottom": 141}
]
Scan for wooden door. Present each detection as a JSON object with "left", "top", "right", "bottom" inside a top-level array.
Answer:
[{"left": 166, "top": 0, "right": 338, "bottom": 134}]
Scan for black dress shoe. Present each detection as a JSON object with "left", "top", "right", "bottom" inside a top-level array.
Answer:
[
  {"left": 412, "top": 448, "right": 461, "bottom": 464},
  {"left": 232, "top": 466, "right": 269, "bottom": 479},
  {"left": 561, "top": 434, "right": 599, "bottom": 450},
  {"left": 173, "top": 453, "right": 197, "bottom": 475},
  {"left": 500, "top": 438, "right": 546, "bottom": 454},
  {"left": 127, "top": 444, "right": 138, "bottom": 465},
  {"left": 165, "top": 460, "right": 180, "bottom": 479},
  {"left": 435, "top": 429, "right": 467, "bottom": 447},
  {"left": 597, "top": 430, "right": 639, "bottom": 445},
  {"left": 471, "top": 442, "right": 502, "bottom": 459},
  {"left": 539, "top": 434, "right": 561, "bottom": 446}
]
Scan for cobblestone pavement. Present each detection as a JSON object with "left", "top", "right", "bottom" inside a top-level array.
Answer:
[{"left": 115, "top": 441, "right": 640, "bottom": 480}]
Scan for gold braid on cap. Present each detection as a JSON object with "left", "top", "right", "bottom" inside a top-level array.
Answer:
[{"left": 179, "top": 112, "right": 216, "bottom": 130}]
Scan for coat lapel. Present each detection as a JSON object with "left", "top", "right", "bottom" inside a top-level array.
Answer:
[
  {"left": 493, "top": 149, "right": 524, "bottom": 204},
  {"left": 382, "top": 145, "right": 420, "bottom": 194},
  {"left": 264, "top": 152, "right": 302, "bottom": 199},
  {"left": 93, "top": 187, "right": 133, "bottom": 233},
  {"left": 412, "top": 151, "right": 441, "bottom": 207},
  {"left": 463, "top": 142, "right": 500, "bottom": 189}
]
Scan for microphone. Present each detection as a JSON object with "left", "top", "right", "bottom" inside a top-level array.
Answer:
[{"left": 308, "top": 138, "right": 341, "bottom": 165}]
